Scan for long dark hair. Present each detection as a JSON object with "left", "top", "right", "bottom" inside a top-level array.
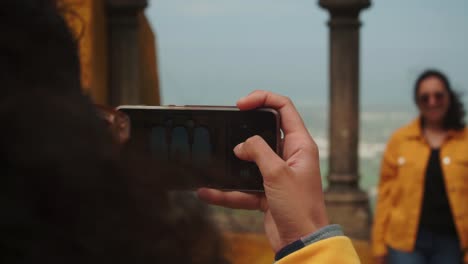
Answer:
[
  {"left": 413, "top": 69, "right": 466, "bottom": 130},
  {"left": 0, "top": 0, "right": 82, "bottom": 98},
  {"left": 0, "top": 1, "right": 226, "bottom": 263}
]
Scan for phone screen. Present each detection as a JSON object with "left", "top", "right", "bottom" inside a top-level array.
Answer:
[{"left": 118, "top": 107, "right": 279, "bottom": 191}]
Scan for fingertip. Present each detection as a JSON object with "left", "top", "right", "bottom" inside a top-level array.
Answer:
[
  {"left": 196, "top": 187, "right": 208, "bottom": 195},
  {"left": 236, "top": 96, "right": 250, "bottom": 110},
  {"left": 236, "top": 96, "right": 247, "bottom": 105},
  {"left": 237, "top": 90, "right": 267, "bottom": 110},
  {"left": 233, "top": 142, "right": 243, "bottom": 156},
  {"left": 196, "top": 187, "right": 216, "bottom": 201}
]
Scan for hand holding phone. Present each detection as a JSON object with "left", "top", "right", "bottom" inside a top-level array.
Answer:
[
  {"left": 197, "top": 90, "right": 329, "bottom": 253},
  {"left": 117, "top": 105, "right": 280, "bottom": 191}
]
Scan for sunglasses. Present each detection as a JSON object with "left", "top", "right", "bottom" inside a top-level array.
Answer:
[
  {"left": 95, "top": 104, "right": 130, "bottom": 144},
  {"left": 417, "top": 92, "right": 446, "bottom": 105}
]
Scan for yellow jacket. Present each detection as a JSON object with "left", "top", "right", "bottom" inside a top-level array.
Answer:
[
  {"left": 278, "top": 236, "right": 360, "bottom": 264},
  {"left": 372, "top": 119, "right": 468, "bottom": 262}
]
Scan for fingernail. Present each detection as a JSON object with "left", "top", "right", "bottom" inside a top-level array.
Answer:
[
  {"left": 237, "top": 96, "right": 247, "bottom": 103},
  {"left": 233, "top": 143, "right": 243, "bottom": 154}
]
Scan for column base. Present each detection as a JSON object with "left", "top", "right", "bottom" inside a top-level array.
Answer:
[{"left": 324, "top": 187, "right": 371, "bottom": 240}]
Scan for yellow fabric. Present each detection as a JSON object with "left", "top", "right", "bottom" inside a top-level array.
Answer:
[
  {"left": 372, "top": 118, "right": 468, "bottom": 262},
  {"left": 277, "top": 236, "right": 360, "bottom": 264}
]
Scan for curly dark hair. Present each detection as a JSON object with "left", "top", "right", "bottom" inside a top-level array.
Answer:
[
  {"left": 0, "top": 1, "right": 226, "bottom": 263},
  {"left": 0, "top": 0, "right": 82, "bottom": 98},
  {"left": 413, "top": 69, "right": 466, "bottom": 130}
]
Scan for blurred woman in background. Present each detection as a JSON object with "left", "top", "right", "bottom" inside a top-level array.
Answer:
[{"left": 372, "top": 69, "right": 468, "bottom": 264}]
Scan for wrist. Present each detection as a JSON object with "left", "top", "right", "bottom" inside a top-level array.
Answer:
[
  {"left": 277, "top": 221, "right": 318, "bottom": 250},
  {"left": 275, "top": 224, "right": 344, "bottom": 261},
  {"left": 277, "top": 209, "right": 329, "bottom": 250}
]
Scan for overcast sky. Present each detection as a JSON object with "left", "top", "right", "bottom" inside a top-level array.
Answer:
[{"left": 146, "top": 0, "right": 468, "bottom": 109}]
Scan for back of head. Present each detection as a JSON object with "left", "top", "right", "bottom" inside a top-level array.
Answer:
[
  {"left": 0, "top": 0, "right": 82, "bottom": 99},
  {"left": 0, "top": 1, "right": 226, "bottom": 263},
  {"left": 0, "top": 94, "right": 226, "bottom": 264}
]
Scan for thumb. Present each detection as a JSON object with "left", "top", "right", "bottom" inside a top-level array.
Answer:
[{"left": 234, "top": 135, "right": 291, "bottom": 186}]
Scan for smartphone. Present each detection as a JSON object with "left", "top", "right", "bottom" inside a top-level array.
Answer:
[{"left": 116, "top": 105, "right": 280, "bottom": 192}]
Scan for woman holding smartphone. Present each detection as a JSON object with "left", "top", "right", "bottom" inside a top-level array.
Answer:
[
  {"left": 0, "top": 0, "right": 361, "bottom": 262},
  {"left": 372, "top": 70, "right": 468, "bottom": 264}
]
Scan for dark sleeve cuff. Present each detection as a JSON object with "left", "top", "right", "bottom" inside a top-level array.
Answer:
[{"left": 274, "top": 224, "right": 344, "bottom": 261}]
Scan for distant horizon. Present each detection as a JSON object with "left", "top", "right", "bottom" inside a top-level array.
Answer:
[{"left": 146, "top": 0, "right": 468, "bottom": 109}]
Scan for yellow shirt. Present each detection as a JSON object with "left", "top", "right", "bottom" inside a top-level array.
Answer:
[
  {"left": 278, "top": 236, "right": 360, "bottom": 264},
  {"left": 372, "top": 119, "right": 468, "bottom": 263}
]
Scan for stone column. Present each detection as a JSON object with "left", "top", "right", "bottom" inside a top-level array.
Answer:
[
  {"left": 106, "top": 0, "right": 147, "bottom": 106},
  {"left": 319, "top": 0, "right": 371, "bottom": 239}
]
